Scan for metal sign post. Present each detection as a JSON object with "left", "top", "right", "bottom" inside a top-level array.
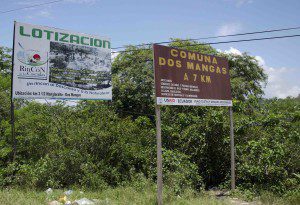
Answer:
[
  {"left": 153, "top": 44, "right": 163, "bottom": 205},
  {"left": 155, "top": 105, "right": 163, "bottom": 205},
  {"left": 152, "top": 44, "right": 235, "bottom": 203},
  {"left": 11, "top": 21, "right": 16, "bottom": 161},
  {"left": 229, "top": 106, "right": 236, "bottom": 189}
]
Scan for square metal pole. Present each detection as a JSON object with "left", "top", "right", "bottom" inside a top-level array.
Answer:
[
  {"left": 155, "top": 105, "right": 163, "bottom": 205},
  {"left": 11, "top": 21, "right": 17, "bottom": 161},
  {"left": 229, "top": 106, "right": 236, "bottom": 189}
]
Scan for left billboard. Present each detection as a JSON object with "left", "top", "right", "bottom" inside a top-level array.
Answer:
[{"left": 12, "top": 22, "right": 112, "bottom": 100}]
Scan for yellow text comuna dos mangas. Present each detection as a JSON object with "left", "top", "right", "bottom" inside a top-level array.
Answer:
[{"left": 158, "top": 49, "right": 228, "bottom": 75}]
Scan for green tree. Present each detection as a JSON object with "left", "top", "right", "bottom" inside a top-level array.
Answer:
[
  {"left": 0, "top": 42, "right": 298, "bottom": 197},
  {"left": 112, "top": 45, "right": 154, "bottom": 117},
  {"left": 111, "top": 39, "right": 268, "bottom": 188},
  {"left": 0, "top": 47, "right": 11, "bottom": 75},
  {"left": 112, "top": 39, "right": 267, "bottom": 117},
  {"left": 0, "top": 47, "right": 12, "bottom": 168}
]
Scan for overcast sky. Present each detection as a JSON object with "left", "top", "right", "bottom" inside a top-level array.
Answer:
[{"left": 1, "top": 0, "right": 300, "bottom": 98}]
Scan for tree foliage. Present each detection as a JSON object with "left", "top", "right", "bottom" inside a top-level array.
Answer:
[{"left": 0, "top": 43, "right": 299, "bottom": 196}]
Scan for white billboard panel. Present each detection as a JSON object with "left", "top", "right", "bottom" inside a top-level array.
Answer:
[{"left": 12, "top": 22, "right": 112, "bottom": 100}]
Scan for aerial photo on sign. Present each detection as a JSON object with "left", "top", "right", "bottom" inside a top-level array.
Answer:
[
  {"left": 153, "top": 44, "right": 232, "bottom": 106},
  {"left": 12, "top": 22, "right": 112, "bottom": 100}
]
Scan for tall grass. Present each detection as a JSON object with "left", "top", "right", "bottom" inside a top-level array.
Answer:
[
  {"left": 0, "top": 187, "right": 230, "bottom": 205},
  {"left": 0, "top": 186, "right": 298, "bottom": 205}
]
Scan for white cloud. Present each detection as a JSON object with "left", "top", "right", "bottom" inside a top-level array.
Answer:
[
  {"left": 38, "top": 10, "right": 52, "bottom": 18},
  {"left": 24, "top": 9, "right": 53, "bottom": 20},
  {"left": 217, "top": 23, "right": 242, "bottom": 36},
  {"left": 235, "top": 0, "right": 253, "bottom": 6},
  {"left": 111, "top": 51, "right": 119, "bottom": 61},
  {"left": 256, "top": 57, "right": 299, "bottom": 98},
  {"left": 263, "top": 66, "right": 300, "bottom": 98},
  {"left": 224, "top": 47, "right": 243, "bottom": 55},
  {"left": 254, "top": 55, "right": 265, "bottom": 66},
  {"left": 17, "top": 0, "right": 98, "bottom": 4},
  {"left": 15, "top": 1, "right": 38, "bottom": 5},
  {"left": 224, "top": 0, "right": 253, "bottom": 7},
  {"left": 19, "top": 0, "right": 98, "bottom": 20},
  {"left": 66, "top": 0, "right": 98, "bottom": 4},
  {"left": 16, "top": 0, "right": 54, "bottom": 19},
  {"left": 222, "top": 47, "right": 300, "bottom": 98}
]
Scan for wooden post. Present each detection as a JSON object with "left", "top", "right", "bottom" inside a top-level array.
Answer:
[
  {"left": 155, "top": 105, "right": 163, "bottom": 205},
  {"left": 10, "top": 100, "right": 16, "bottom": 161},
  {"left": 11, "top": 21, "right": 16, "bottom": 161},
  {"left": 229, "top": 106, "right": 236, "bottom": 189}
]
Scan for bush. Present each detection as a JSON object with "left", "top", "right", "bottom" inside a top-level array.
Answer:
[{"left": 162, "top": 149, "right": 203, "bottom": 194}]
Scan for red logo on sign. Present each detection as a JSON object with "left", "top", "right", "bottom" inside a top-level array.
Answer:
[{"left": 164, "top": 98, "right": 175, "bottom": 102}]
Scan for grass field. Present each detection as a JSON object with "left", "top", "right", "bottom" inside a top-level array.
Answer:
[
  {"left": 0, "top": 187, "right": 299, "bottom": 205},
  {"left": 0, "top": 187, "right": 231, "bottom": 205}
]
